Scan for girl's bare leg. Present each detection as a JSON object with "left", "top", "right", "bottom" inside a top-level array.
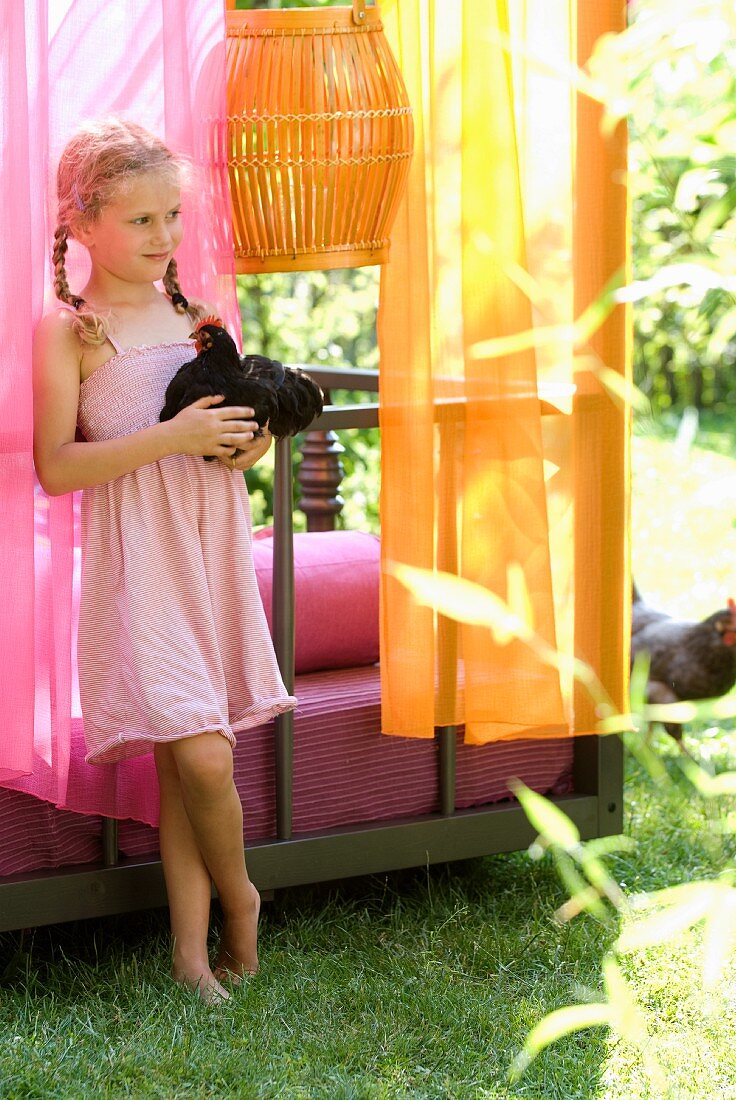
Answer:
[
  {"left": 169, "top": 731, "right": 260, "bottom": 980},
  {"left": 154, "top": 743, "right": 230, "bottom": 1001}
]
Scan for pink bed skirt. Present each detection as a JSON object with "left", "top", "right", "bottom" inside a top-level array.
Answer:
[{"left": 0, "top": 666, "right": 573, "bottom": 877}]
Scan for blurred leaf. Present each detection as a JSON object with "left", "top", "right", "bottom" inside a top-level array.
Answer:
[
  {"left": 680, "top": 759, "right": 736, "bottom": 796},
  {"left": 629, "top": 651, "right": 651, "bottom": 713},
  {"left": 673, "top": 167, "right": 718, "bottom": 212},
  {"left": 508, "top": 1002, "right": 611, "bottom": 1081},
  {"left": 556, "top": 885, "right": 608, "bottom": 923},
  {"left": 616, "top": 885, "right": 716, "bottom": 952},
  {"left": 635, "top": 691, "right": 736, "bottom": 730},
  {"left": 595, "top": 363, "right": 651, "bottom": 411},
  {"left": 628, "top": 879, "right": 728, "bottom": 911},
  {"left": 510, "top": 781, "right": 581, "bottom": 850},
  {"left": 388, "top": 562, "right": 615, "bottom": 714},
  {"left": 702, "top": 889, "right": 736, "bottom": 992},
  {"left": 711, "top": 692, "right": 736, "bottom": 718},
  {"left": 553, "top": 854, "right": 608, "bottom": 922},
  {"left": 617, "top": 261, "right": 736, "bottom": 303},
  {"left": 597, "top": 711, "right": 639, "bottom": 735},
  {"left": 506, "top": 562, "right": 534, "bottom": 632},
  {"left": 602, "top": 956, "right": 651, "bottom": 1048},
  {"left": 584, "top": 835, "right": 637, "bottom": 860},
  {"left": 468, "top": 270, "right": 622, "bottom": 362},
  {"left": 642, "top": 699, "right": 699, "bottom": 723},
  {"left": 706, "top": 306, "right": 736, "bottom": 362},
  {"left": 387, "top": 563, "right": 534, "bottom": 645},
  {"left": 579, "top": 850, "right": 625, "bottom": 907},
  {"left": 468, "top": 320, "right": 574, "bottom": 361},
  {"left": 617, "top": 879, "right": 736, "bottom": 994},
  {"left": 693, "top": 184, "right": 736, "bottom": 242},
  {"left": 622, "top": 729, "right": 669, "bottom": 783}
]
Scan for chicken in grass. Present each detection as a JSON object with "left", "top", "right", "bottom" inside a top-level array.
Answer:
[
  {"left": 159, "top": 317, "right": 324, "bottom": 461},
  {"left": 631, "top": 583, "right": 736, "bottom": 741}
]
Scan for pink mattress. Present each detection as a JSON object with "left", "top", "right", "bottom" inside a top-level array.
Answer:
[{"left": 0, "top": 665, "right": 573, "bottom": 877}]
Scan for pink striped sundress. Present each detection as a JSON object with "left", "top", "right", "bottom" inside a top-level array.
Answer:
[{"left": 75, "top": 329, "right": 297, "bottom": 766}]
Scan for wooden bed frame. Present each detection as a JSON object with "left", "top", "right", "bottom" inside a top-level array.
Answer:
[{"left": 0, "top": 366, "right": 623, "bottom": 933}]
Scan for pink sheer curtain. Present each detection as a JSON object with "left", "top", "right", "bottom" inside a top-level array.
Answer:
[{"left": 0, "top": 1, "right": 237, "bottom": 809}]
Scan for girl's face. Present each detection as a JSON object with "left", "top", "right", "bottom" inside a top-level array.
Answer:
[{"left": 75, "top": 171, "right": 183, "bottom": 285}]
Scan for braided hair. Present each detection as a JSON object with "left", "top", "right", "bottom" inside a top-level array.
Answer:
[{"left": 53, "top": 116, "right": 205, "bottom": 343}]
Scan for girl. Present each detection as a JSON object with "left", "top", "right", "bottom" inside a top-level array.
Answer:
[{"left": 33, "top": 117, "right": 297, "bottom": 1003}]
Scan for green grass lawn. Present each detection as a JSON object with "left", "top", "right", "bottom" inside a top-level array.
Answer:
[
  {"left": 2, "top": 742, "right": 735, "bottom": 1099},
  {"left": 1, "top": 426, "right": 736, "bottom": 1099}
]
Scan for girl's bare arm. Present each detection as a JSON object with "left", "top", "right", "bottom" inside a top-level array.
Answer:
[{"left": 33, "top": 311, "right": 258, "bottom": 496}]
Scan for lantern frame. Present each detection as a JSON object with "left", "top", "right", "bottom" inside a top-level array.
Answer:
[{"left": 221, "top": 0, "right": 414, "bottom": 273}]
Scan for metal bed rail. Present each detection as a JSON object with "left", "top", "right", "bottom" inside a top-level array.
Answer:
[
  {"left": 267, "top": 369, "right": 622, "bottom": 848},
  {"left": 0, "top": 366, "right": 623, "bottom": 932}
]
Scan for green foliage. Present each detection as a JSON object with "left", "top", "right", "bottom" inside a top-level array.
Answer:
[
  {"left": 626, "top": 2, "right": 736, "bottom": 414},
  {"left": 237, "top": 268, "right": 381, "bottom": 532},
  {"left": 239, "top": 270, "right": 379, "bottom": 371}
]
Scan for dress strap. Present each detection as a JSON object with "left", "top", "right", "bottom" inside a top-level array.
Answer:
[{"left": 105, "top": 332, "right": 125, "bottom": 354}]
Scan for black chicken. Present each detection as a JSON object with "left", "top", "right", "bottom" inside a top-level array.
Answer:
[
  {"left": 159, "top": 317, "right": 324, "bottom": 461},
  {"left": 631, "top": 583, "right": 736, "bottom": 740}
]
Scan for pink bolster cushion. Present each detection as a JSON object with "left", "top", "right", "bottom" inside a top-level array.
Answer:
[{"left": 252, "top": 530, "right": 380, "bottom": 673}]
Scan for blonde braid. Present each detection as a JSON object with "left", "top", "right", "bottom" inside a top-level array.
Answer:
[
  {"left": 52, "top": 223, "right": 110, "bottom": 346},
  {"left": 162, "top": 257, "right": 206, "bottom": 325},
  {"left": 52, "top": 225, "right": 82, "bottom": 309}
]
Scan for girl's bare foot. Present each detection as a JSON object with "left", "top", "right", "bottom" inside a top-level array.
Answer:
[
  {"left": 213, "top": 881, "right": 261, "bottom": 985},
  {"left": 172, "top": 966, "right": 230, "bottom": 1003},
  {"left": 172, "top": 951, "right": 230, "bottom": 1004}
]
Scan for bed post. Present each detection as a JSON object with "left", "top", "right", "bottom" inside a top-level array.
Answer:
[
  {"left": 272, "top": 435, "right": 296, "bottom": 840},
  {"left": 296, "top": 388, "right": 346, "bottom": 532},
  {"left": 101, "top": 818, "right": 119, "bottom": 866},
  {"left": 436, "top": 417, "right": 458, "bottom": 816},
  {"left": 437, "top": 728, "right": 457, "bottom": 815}
]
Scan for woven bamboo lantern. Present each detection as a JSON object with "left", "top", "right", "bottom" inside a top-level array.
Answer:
[{"left": 221, "top": 0, "right": 413, "bottom": 272}]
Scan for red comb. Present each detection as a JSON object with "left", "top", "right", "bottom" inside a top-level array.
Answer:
[
  {"left": 729, "top": 598, "right": 736, "bottom": 615},
  {"left": 195, "top": 314, "right": 224, "bottom": 331}
]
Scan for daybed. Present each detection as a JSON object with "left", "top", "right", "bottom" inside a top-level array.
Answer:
[{"left": 0, "top": 367, "right": 623, "bottom": 933}]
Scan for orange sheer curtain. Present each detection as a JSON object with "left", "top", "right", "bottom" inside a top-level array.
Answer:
[{"left": 377, "top": 0, "right": 630, "bottom": 743}]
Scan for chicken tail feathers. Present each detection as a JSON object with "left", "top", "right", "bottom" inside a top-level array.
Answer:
[
  {"left": 242, "top": 354, "right": 286, "bottom": 391},
  {"left": 241, "top": 357, "right": 324, "bottom": 437},
  {"left": 270, "top": 368, "right": 324, "bottom": 437}
]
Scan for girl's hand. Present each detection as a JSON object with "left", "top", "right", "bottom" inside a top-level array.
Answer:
[
  {"left": 166, "top": 394, "right": 259, "bottom": 460},
  {"left": 221, "top": 424, "right": 273, "bottom": 471}
]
